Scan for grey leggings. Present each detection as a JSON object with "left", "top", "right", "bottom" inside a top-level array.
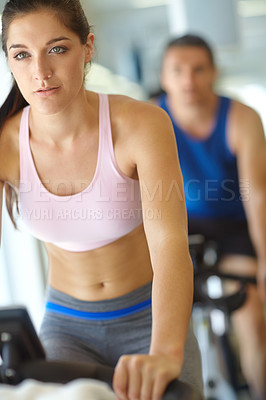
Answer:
[{"left": 39, "top": 282, "right": 203, "bottom": 395}]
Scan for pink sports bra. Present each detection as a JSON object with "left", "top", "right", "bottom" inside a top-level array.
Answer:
[{"left": 18, "top": 93, "right": 143, "bottom": 252}]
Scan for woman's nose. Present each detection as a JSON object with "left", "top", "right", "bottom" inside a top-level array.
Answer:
[{"left": 33, "top": 56, "right": 52, "bottom": 81}]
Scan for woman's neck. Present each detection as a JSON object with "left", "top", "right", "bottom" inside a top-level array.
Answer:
[{"left": 29, "top": 90, "right": 98, "bottom": 146}]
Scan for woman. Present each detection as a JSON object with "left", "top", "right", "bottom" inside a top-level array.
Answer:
[{"left": 0, "top": 1, "right": 203, "bottom": 399}]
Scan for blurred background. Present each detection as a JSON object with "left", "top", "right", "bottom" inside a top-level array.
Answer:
[{"left": 0, "top": 0, "right": 266, "bottom": 328}]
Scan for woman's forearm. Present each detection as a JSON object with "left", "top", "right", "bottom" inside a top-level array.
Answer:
[{"left": 149, "top": 235, "right": 193, "bottom": 361}]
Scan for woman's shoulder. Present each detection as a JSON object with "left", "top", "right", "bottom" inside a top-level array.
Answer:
[
  {"left": 108, "top": 93, "right": 171, "bottom": 132},
  {"left": 106, "top": 93, "right": 176, "bottom": 165}
]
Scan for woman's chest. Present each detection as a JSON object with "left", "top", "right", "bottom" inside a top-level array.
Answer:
[{"left": 29, "top": 137, "right": 99, "bottom": 196}]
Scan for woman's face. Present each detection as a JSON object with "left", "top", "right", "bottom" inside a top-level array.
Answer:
[{"left": 6, "top": 10, "right": 94, "bottom": 115}]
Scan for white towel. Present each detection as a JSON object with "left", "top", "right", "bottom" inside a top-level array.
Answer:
[{"left": 0, "top": 379, "right": 116, "bottom": 400}]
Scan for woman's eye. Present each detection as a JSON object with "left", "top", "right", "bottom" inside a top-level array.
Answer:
[
  {"left": 50, "top": 46, "right": 67, "bottom": 54},
  {"left": 14, "top": 52, "right": 29, "bottom": 60}
]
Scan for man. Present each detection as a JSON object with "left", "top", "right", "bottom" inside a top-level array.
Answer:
[{"left": 157, "top": 34, "right": 266, "bottom": 400}]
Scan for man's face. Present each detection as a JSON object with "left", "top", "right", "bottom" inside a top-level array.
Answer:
[{"left": 161, "top": 46, "right": 216, "bottom": 105}]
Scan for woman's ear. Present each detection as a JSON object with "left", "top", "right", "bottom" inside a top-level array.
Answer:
[{"left": 84, "top": 33, "right": 94, "bottom": 64}]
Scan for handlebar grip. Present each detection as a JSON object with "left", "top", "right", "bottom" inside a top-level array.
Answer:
[
  {"left": 194, "top": 272, "right": 248, "bottom": 313},
  {"left": 163, "top": 379, "right": 203, "bottom": 399}
]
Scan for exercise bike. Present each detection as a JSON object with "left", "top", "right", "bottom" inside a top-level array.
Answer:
[
  {"left": 189, "top": 234, "right": 256, "bottom": 400},
  {"left": 0, "top": 306, "right": 203, "bottom": 400}
]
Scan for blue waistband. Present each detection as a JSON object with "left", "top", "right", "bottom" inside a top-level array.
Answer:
[{"left": 46, "top": 298, "right": 151, "bottom": 320}]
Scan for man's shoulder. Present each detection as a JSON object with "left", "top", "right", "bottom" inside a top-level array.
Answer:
[
  {"left": 226, "top": 96, "right": 265, "bottom": 153},
  {"left": 226, "top": 97, "right": 259, "bottom": 121}
]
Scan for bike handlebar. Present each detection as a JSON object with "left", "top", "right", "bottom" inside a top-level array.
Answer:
[
  {"left": 0, "top": 360, "right": 202, "bottom": 400},
  {"left": 0, "top": 304, "right": 203, "bottom": 399},
  {"left": 189, "top": 234, "right": 257, "bottom": 314}
]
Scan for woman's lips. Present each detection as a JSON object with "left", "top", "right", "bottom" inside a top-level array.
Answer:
[{"left": 35, "top": 87, "right": 60, "bottom": 97}]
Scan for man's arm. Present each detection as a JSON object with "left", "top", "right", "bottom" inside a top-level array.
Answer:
[{"left": 229, "top": 101, "right": 266, "bottom": 300}]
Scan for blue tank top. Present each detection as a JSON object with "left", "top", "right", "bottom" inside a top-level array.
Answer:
[{"left": 158, "top": 94, "right": 246, "bottom": 219}]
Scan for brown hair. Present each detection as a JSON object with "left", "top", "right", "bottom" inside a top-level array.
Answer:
[
  {"left": 1, "top": 0, "right": 91, "bottom": 226},
  {"left": 163, "top": 33, "right": 215, "bottom": 66}
]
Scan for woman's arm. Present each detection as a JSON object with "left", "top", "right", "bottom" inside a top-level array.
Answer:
[{"left": 113, "top": 101, "right": 193, "bottom": 400}]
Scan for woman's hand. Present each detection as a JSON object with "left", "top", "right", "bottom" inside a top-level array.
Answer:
[{"left": 113, "top": 353, "right": 182, "bottom": 400}]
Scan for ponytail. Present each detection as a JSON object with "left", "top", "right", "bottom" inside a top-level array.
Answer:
[
  {"left": 0, "top": 81, "right": 28, "bottom": 129},
  {"left": 0, "top": 81, "right": 29, "bottom": 228}
]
